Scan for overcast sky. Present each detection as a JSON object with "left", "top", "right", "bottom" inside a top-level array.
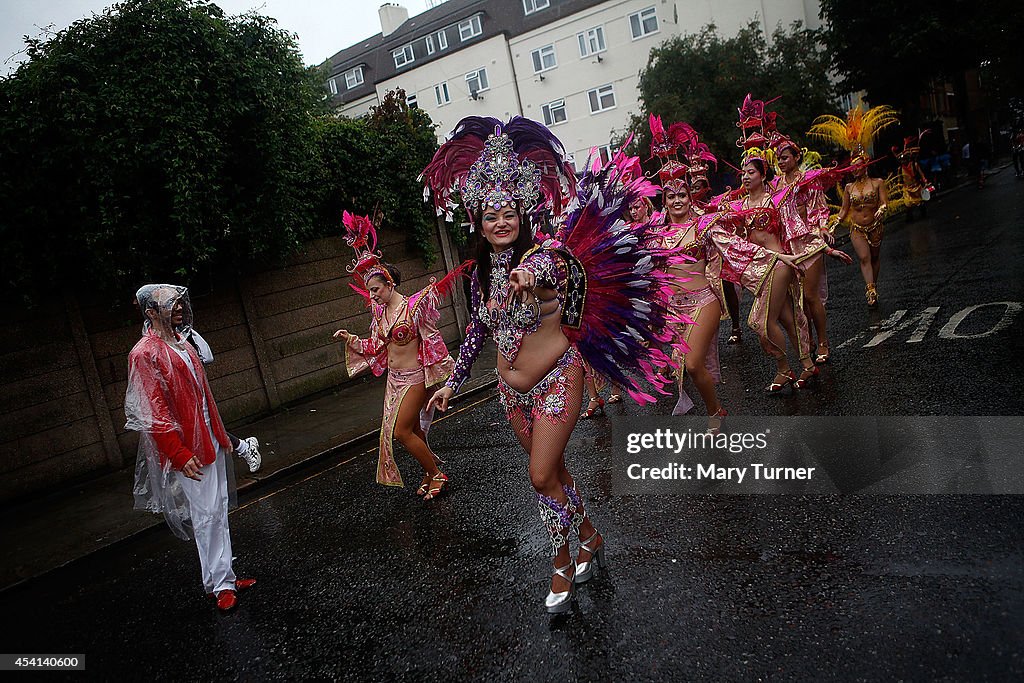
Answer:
[{"left": 1, "top": 0, "right": 432, "bottom": 76}]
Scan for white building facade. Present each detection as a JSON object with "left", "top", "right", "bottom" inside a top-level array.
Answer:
[{"left": 325, "top": 0, "right": 821, "bottom": 169}]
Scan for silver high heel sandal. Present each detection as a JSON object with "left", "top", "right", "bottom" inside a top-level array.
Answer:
[
  {"left": 545, "top": 563, "right": 576, "bottom": 614},
  {"left": 574, "top": 530, "right": 607, "bottom": 584},
  {"left": 538, "top": 492, "right": 577, "bottom": 614}
]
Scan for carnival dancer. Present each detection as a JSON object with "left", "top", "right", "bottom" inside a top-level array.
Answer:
[
  {"left": 646, "top": 116, "right": 727, "bottom": 424},
  {"left": 422, "top": 116, "right": 679, "bottom": 613},
  {"left": 333, "top": 211, "right": 463, "bottom": 499},
  {"left": 125, "top": 284, "right": 255, "bottom": 612},
  {"left": 894, "top": 134, "right": 931, "bottom": 222},
  {"left": 709, "top": 97, "right": 827, "bottom": 390},
  {"left": 770, "top": 123, "right": 852, "bottom": 364},
  {"left": 809, "top": 105, "right": 899, "bottom": 307},
  {"left": 689, "top": 133, "right": 744, "bottom": 346}
]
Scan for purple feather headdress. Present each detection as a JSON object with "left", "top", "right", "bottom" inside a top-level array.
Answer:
[{"left": 421, "top": 116, "right": 576, "bottom": 224}]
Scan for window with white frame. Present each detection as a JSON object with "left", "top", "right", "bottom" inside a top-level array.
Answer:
[
  {"left": 406, "top": 92, "right": 418, "bottom": 109},
  {"left": 531, "top": 44, "right": 557, "bottom": 73},
  {"left": 587, "top": 84, "right": 616, "bottom": 113},
  {"left": 577, "top": 26, "right": 606, "bottom": 57},
  {"left": 393, "top": 44, "right": 414, "bottom": 68},
  {"left": 434, "top": 82, "right": 451, "bottom": 106},
  {"left": 344, "top": 66, "right": 363, "bottom": 89},
  {"left": 629, "top": 7, "right": 659, "bottom": 39},
  {"left": 466, "top": 68, "right": 489, "bottom": 97},
  {"left": 597, "top": 144, "right": 613, "bottom": 165},
  {"left": 435, "top": 30, "right": 448, "bottom": 50},
  {"left": 523, "top": 0, "right": 550, "bottom": 14},
  {"left": 541, "top": 99, "right": 567, "bottom": 126},
  {"left": 426, "top": 34, "right": 435, "bottom": 54},
  {"left": 328, "top": 78, "right": 338, "bottom": 95},
  {"left": 458, "top": 15, "right": 482, "bottom": 41}
]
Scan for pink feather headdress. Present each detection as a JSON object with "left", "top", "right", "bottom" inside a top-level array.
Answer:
[{"left": 342, "top": 210, "right": 392, "bottom": 286}]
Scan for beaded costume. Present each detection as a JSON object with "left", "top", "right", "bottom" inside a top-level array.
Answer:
[
  {"left": 339, "top": 211, "right": 461, "bottom": 487},
  {"left": 423, "top": 116, "right": 680, "bottom": 609}
]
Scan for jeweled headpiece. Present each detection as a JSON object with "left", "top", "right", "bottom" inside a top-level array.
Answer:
[
  {"left": 421, "top": 116, "right": 575, "bottom": 224},
  {"left": 462, "top": 129, "right": 540, "bottom": 212},
  {"left": 343, "top": 210, "right": 393, "bottom": 286},
  {"left": 808, "top": 104, "right": 899, "bottom": 165}
]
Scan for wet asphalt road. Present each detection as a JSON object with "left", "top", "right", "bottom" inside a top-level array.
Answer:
[{"left": 3, "top": 171, "right": 1023, "bottom": 681}]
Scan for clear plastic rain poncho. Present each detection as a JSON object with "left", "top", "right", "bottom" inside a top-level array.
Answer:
[{"left": 125, "top": 284, "right": 236, "bottom": 540}]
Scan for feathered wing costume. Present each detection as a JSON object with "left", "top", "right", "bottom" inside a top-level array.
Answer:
[{"left": 339, "top": 210, "right": 468, "bottom": 487}]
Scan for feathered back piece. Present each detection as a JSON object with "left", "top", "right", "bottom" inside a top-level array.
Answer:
[
  {"left": 421, "top": 115, "right": 576, "bottom": 224},
  {"left": 551, "top": 149, "right": 689, "bottom": 404},
  {"left": 807, "top": 104, "right": 899, "bottom": 162},
  {"left": 343, "top": 210, "right": 392, "bottom": 286}
]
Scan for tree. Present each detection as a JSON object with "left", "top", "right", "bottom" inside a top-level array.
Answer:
[
  {"left": 819, "top": 0, "right": 1024, "bottom": 124},
  {"left": 623, "top": 22, "right": 840, "bottom": 178},
  {"left": 0, "top": 0, "right": 329, "bottom": 303}
]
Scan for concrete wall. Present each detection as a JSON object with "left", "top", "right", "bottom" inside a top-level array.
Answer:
[{"left": 0, "top": 225, "right": 461, "bottom": 505}]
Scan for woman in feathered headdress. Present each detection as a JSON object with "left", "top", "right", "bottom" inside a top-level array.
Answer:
[
  {"left": 808, "top": 104, "right": 898, "bottom": 307},
  {"left": 770, "top": 116, "right": 853, "bottom": 364},
  {"left": 893, "top": 133, "right": 932, "bottom": 222},
  {"left": 422, "top": 116, "right": 680, "bottom": 613},
  {"left": 333, "top": 210, "right": 465, "bottom": 499},
  {"left": 646, "top": 115, "right": 728, "bottom": 426},
  {"left": 709, "top": 94, "right": 833, "bottom": 392}
]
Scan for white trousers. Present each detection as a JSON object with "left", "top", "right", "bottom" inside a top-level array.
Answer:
[{"left": 175, "top": 442, "right": 236, "bottom": 594}]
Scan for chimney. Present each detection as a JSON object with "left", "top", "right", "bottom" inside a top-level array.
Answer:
[{"left": 379, "top": 3, "right": 409, "bottom": 37}]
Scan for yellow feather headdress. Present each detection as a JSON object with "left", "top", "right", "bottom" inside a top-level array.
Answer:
[{"left": 807, "top": 105, "right": 899, "bottom": 160}]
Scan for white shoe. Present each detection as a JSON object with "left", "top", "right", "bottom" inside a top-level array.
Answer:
[{"left": 240, "top": 436, "right": 261, "bottom": 473}]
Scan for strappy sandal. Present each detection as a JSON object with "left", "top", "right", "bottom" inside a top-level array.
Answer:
[
  {"left": 814, "top": 343, "right": 831, "bottom": 364},
  {"left": 545, "top": 562, "right": 576, "bottom": 614},
  {"left": 794, "top": 366, "right": 819, "bottom": 389},
  {"left": 865, "top": 283, "right": 878, "bottom": 307},
  {"left": 416, "top": 475, "right": 431, "bottom": 496},
  {"left": 422, "top": 472, "right": 448, "bottom": 501},
  {"left": 575, "top": 530, "right": 607, "bottom": 584},
  {"left": 727, "top": 327, "right": 742, "bottom": 344},
  {"left": 582, "top": 397, "right": 605, "bottom": 419},
  {"left": 765, "top": 371, "right": 796, "bottom": 393}
]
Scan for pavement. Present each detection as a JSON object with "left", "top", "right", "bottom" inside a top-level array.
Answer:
[{"left": 0, "top": 341, "right": 498, "bottom": 592}]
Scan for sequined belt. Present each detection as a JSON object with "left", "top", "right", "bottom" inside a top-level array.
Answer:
[{"left": 497, "top": 345, "right": 581, "bottom": 411}]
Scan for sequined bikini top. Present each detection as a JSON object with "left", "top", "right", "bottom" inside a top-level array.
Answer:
[
  {"left": 479, "top": 249, "right": 561, "bottom": 365},
  {"left": 849, "top": 183, "right": 879, "bottom": 208},
  {"left": 381, "top": 298, "right": 415, "bottom": 346},
  {"left": 740, "top": 196, "right": 782, "bottom": 235}
]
